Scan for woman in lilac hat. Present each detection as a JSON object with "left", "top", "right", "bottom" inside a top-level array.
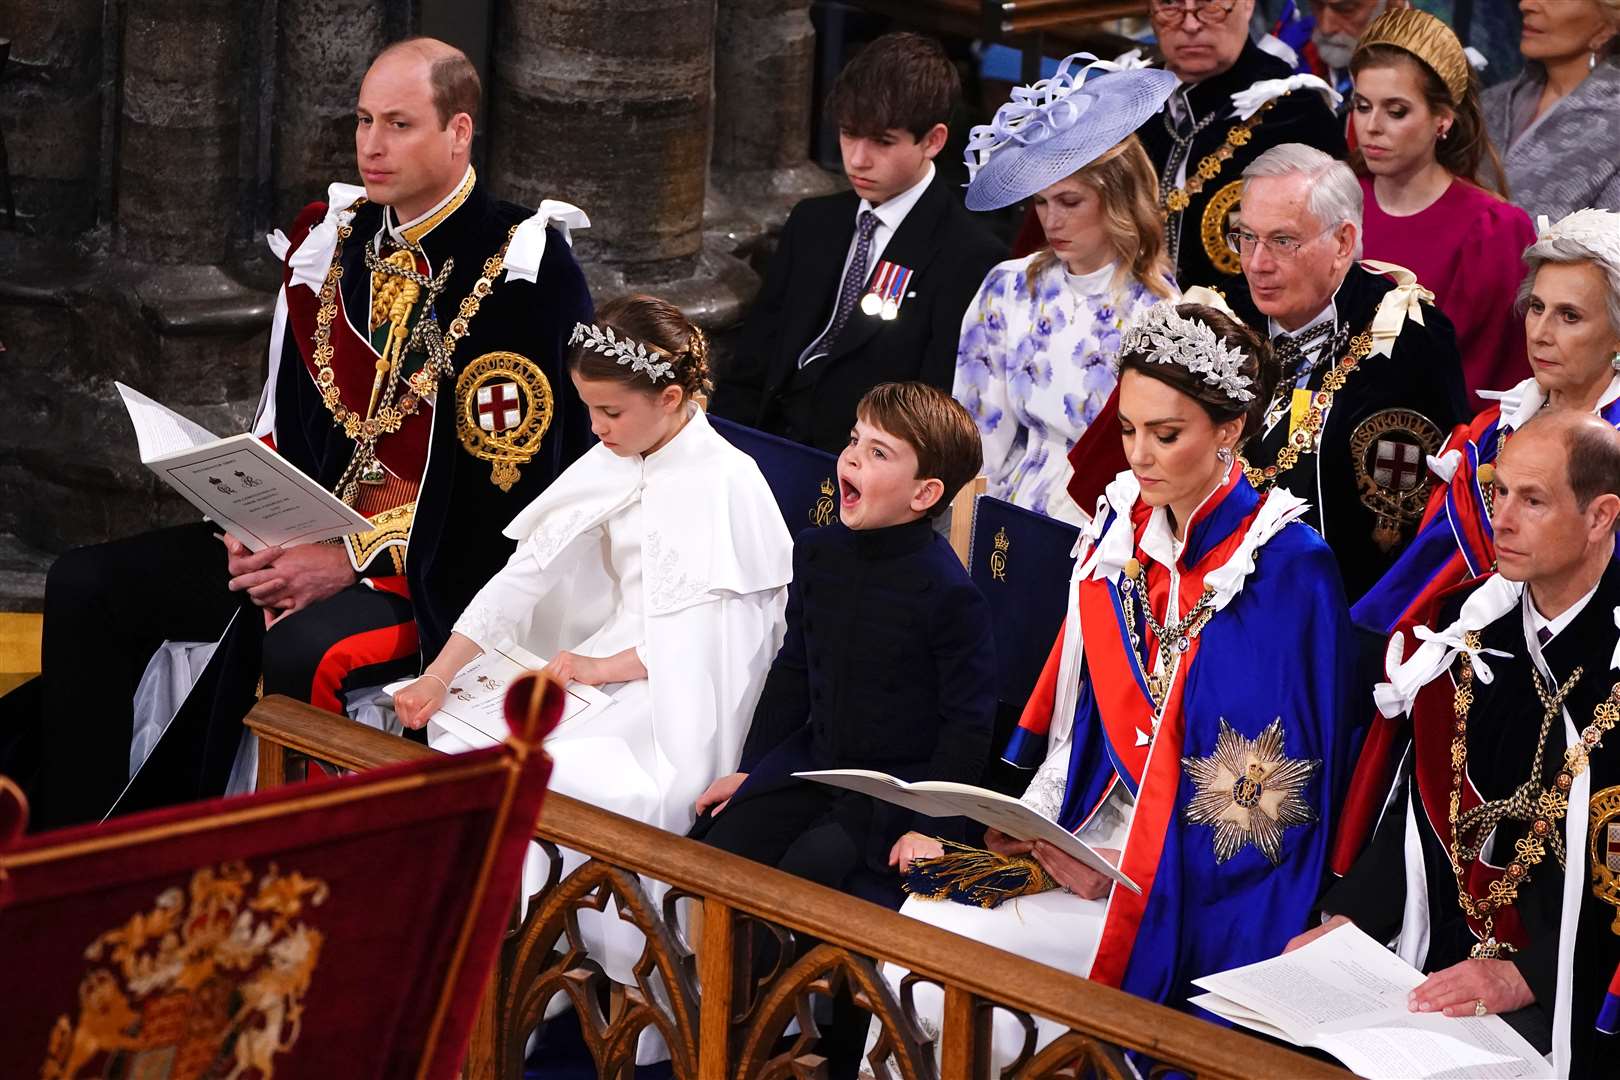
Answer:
[{"left": 954, "top": 57, "right": 1181, "bottom": 524}]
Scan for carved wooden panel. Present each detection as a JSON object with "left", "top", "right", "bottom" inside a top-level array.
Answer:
[{"left": 497, "top": 850, "right": 698, "bottom": 1077}]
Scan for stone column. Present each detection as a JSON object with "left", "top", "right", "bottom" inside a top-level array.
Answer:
[
  {"left": 488, "top": 0, "right": 757, "bottom": 325},
  {"left": 0, "top": 0, "right": 103, "bottom": 238},
  {"left": 709, "top": 0, "right": 840, "bottom": 252},
  {"left": 116, "top": 0, "right": 243, "bottom": 264},
  {"left": 272, "top": 0, "right": 388, "bottom": 229}
]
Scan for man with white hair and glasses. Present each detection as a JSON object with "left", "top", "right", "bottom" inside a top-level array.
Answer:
[
  {"left": 1223, "top": 142, "right": 1468, "bottom": 602},
  {"left": 1136, "top": 0, "right": 1347, "bottom": 289}
]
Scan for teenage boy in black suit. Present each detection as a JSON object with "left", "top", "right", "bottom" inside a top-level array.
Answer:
[{"left": 710, "top": 32, "right": 1004, "bottom": 455}]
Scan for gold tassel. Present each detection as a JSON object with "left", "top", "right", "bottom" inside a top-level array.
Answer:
[{"left": 903, "top": 839, "right": 1059, "bottom": 909}]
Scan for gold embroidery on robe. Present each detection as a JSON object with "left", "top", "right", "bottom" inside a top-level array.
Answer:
[{"left": 343, "top": 500, "right": 416, "bottom": 575}]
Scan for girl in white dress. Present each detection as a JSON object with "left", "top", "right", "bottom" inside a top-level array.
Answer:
[
  {"left": 955, "top": 130, "right": 1177, "bottom": 525},
  {"left": 393, "top": 294, "right": 793, "bottom": 990}
]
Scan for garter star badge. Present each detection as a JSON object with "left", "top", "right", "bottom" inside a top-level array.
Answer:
[
  {"left": 1589, "top": 785, "right": 1620, "bottom": 934},
  {"left": 455, "top": 351, "right": 553, "bottom": 492},
  {"left": 1182, "top": 718, "right": 1320, "bottom": 864}
]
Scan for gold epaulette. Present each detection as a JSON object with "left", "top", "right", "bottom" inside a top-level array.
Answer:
[{"left": 343, "top": 501, "right": 415, "bottom": 576}]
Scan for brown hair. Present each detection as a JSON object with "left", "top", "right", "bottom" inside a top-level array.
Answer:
[
  {"left": 569, "top": 294, "right": 712, "bottom": 401},
  {"left": 1349, "top": 45, "right": 1508, "bottom": 197},
  {"left": 826, "top": 32, "right": 959, "bottom": 141},
  {"left": 376, "top": 37, "right": 482, "bottom": 128},
  {"left": 1563, "top": 416, "right": 1620, "bottom": 514},
  {"left": 855, "top": 382, "right": 982, "bottom": 519},
  {"left": 1115, "top": 304, "right": 1280, "bottom": 442},
  {"left": 1026, "top": 136, "right": 1175, "bottom": 300}
]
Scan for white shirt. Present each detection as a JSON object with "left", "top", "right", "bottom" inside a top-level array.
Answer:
[
  {"left": 1268, "top": 297, "right": 1339, "bottom": 379},
  {"left": 1529, "top": 579, "right": 1602, "bottom": 644},
  {"left": 803, "top": 162, "right": 937, "bottom": 356}
]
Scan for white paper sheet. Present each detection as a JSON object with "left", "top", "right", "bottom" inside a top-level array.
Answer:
[
  {"left": 1193, "top": 923, "right": 1550, "bottom": 1079},
  {"left": 385, "top": 645, "right": 612, "bottom": 745},
  {"left": 116, "top": 382, "right": 371, "bottom": 550},
  {"left": 793, "top": 768, "right": 1140, "bottom": 893}
]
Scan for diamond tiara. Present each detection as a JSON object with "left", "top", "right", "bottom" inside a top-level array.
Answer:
[
  {"left": 1120, "top": 302, "right": 1255, "bottom": 404},
  {"left": 568, "top": 322, "right": 675, "bottom": 383}
]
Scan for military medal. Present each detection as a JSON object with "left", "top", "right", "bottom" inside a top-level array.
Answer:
[{"left": 861, "top": 261, "right": 913, "bottom": 321}]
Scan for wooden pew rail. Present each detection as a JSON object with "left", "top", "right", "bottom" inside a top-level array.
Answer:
[{"left": 245, "top": 695, "right": 1347, "bottom": 1080}]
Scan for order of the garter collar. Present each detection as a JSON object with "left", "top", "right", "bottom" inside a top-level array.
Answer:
[
  {"left": 1121, "top": 302, "right": 1255, "bottom": 404},
  {"left": 569, "top": 322, "right": 675, "bottom": 383}
]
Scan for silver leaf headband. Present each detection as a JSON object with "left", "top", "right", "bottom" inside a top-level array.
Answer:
[
  {"left": 1120, "top": 302, "right": 1255, "bottom": 404},
  {"left": 568, "top": 322, "right": 675, "bottom": 383}
]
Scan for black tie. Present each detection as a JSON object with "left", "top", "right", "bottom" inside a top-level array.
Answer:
[{"left": 1537, "top": 625, "right": 1553, "bottom": 647}]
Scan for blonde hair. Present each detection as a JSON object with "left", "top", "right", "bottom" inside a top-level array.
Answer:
[{"left": 1026, "top": 135, "right": 1175, "bottom": 301}]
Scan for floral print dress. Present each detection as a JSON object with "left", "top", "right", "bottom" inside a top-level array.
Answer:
[{"left": 955, "top": 254, "right": 1168, "bottom": 524}]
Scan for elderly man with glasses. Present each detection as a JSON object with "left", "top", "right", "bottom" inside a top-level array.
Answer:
[
  {"left": 1223, "top": 143, "right": 1468, "bottom": 602},
  {"left": 1135, "top": 0, "right": 1348, "bottom": 290}
]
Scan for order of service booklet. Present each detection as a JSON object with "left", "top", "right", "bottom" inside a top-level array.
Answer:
[
  {"left": 117, "top": 381, "right": 371, "bottom": 551},
  {"left": 1190, "top": 922, "right": 1548, "bottom": 1078},
  {"left": 791, "top": 769, "right": 1140, "bottom": 894},
  {"left": 383, "top": 644, "right": 613, "bottom": 746}
]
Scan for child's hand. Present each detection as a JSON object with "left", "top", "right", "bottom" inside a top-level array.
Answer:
[
  {"left": 888, "top": 832, "right": 944, "bottom": 874},
  {"left": 543, "top": 651, "right": 608, "bottom": 686},
  {"left": 695, "top": 771, "right": 748, "bottom": 817},
  {"left": 983, "top": 827, "right": 1034, "bottom": 856},
  {"left": 394, "top": 675, "right": 448, "bottom": 730}
]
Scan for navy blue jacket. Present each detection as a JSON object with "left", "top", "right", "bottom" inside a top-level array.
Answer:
[{"left": 737, "top": 518, "right": 996, "bottom": 848}]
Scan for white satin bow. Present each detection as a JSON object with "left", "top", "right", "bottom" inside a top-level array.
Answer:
[
  {"left": 1229, "top": 74, "right": 1342, "bottom": 121},
  {"left": 1360, "top": 260, "right": 1434, "bottom": 359},
  {"left": 276, "top": 182, "right": 366, "bottom": 293},
  {"left": 503, "top": 200, "right": 591, "bottom": 285}
]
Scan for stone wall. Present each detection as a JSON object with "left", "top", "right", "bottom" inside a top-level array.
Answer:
[{"left": 0, "top": 0, "right": 836, "bottom": 608}]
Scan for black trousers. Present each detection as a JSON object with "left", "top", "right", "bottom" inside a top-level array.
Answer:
[
  {"left": 694, "top": 780, "right": 872, "bottom": 890},
  {"left": 1, "top": 522, "right": 418, "bottom": 831},
  {"left": 693, "top": 781, "right": 884, "bottom": 1078}
]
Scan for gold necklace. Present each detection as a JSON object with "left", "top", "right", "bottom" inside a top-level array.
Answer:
[
  {"left": 1162, "top": 101, "right": 1276, "bottom": 215},
  {"left": 1241, "top": 332, "right": 1374, "bottom": 491},
  {"left": 309, "top": 201, "right": 518, "bottom": 503},
  {"left": 1448, "top": 633, "right": 1620, "bottom": 958},
  {"left": 1117, "top": 556, "right": 1219, "bottom": 712}
]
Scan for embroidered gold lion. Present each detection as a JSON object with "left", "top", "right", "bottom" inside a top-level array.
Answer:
[{"left": 41, "top": 861, "right": 328, "bottom": 1080}]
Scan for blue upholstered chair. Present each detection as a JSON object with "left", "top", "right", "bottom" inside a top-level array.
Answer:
[
  {"left": 709, "top": 414, "right": 841, "bottom": 536},
  {"left": 965, "top": 495, "right": 1080, "bottom": 791}
]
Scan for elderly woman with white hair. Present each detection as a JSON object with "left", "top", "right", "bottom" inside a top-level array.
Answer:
[
  {"left": 1337, "top": 207, "right": 1620, "bottom": 873},
  {"left": 1484, "top": 0, "right": 1620, "bottom": 220}
]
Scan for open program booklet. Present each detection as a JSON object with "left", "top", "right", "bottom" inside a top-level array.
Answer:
[
  {"left": 792, "top": 769, "right": 1139, "bottom": 894},
  {"left": 1191, "top": 922, "right": 1549, "bottom": 1078},
  {"left": 117, "top": 381, "right": 370, "bottom": 550},
  {"left": 383, "top": 644, "right": 612, "bottom": 746}
]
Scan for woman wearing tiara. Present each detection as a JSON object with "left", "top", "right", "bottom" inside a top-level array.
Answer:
[
  {"left": 868, "top": 299, "right": 1358, "bottom": 1069},
  {"left": 393, "top": 294, "right": 793, "bottom": 985},
  {"left": 953, "top": 55, "right": 1179, "bottom": 525}
]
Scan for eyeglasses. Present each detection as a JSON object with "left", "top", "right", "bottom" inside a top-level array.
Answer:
[
  {"left": 1225, "top": 226, "right": 1335, "bottom": 260},
  {"left": 1149, "top": 0, "right": 1239, "bottom": 26}
]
